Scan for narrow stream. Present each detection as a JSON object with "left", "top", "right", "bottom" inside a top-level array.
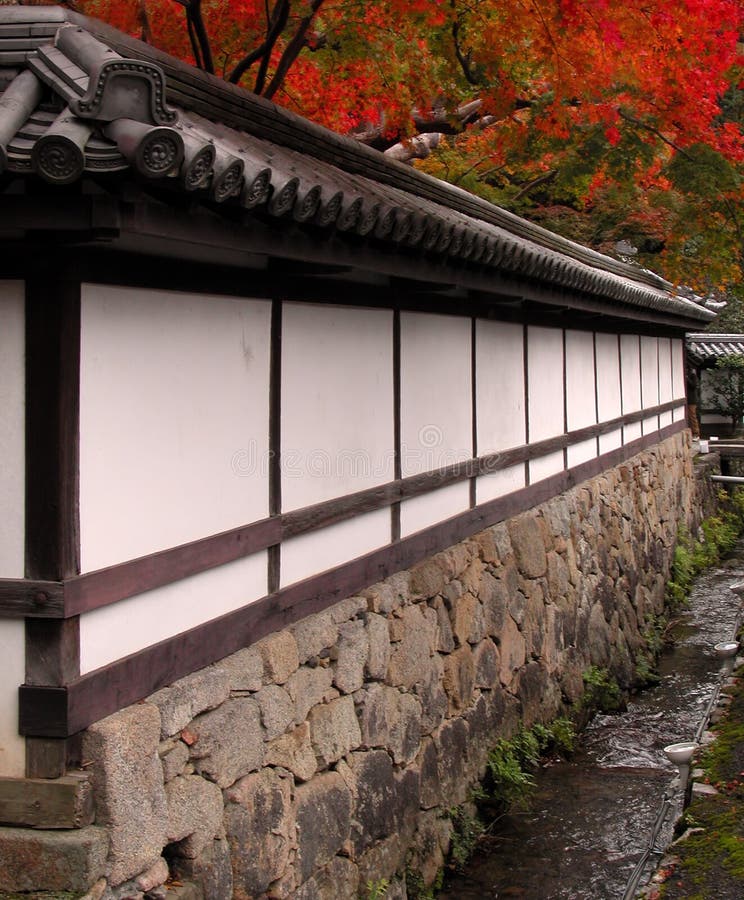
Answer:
[{"left": 438, "top": 547, "right": 744, "bottom": 900}]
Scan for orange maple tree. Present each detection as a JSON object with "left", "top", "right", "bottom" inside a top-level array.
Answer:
[{"left": 77, "top": 0, "right": 744, "bottom": 291}]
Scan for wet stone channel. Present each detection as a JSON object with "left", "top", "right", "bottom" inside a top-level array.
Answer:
[{"left": 438, "top": 549, "right": 744, "bottom": 900}]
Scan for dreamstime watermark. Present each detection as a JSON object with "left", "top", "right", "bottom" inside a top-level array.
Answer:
[{"left": 230, "top": 424, "right": 503, "bottom": 479}]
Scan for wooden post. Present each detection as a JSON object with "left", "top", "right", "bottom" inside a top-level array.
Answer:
[{"left": 24, "top": 276, "right": 81, "bottom": 778}]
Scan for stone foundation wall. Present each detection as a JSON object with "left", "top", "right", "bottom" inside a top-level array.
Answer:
[{"left": 0, "top": 431, "right": 718, "bottom": 899}]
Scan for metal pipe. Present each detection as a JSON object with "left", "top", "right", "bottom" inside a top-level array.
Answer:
[{"left": 710, "top": 475, "right": 744, "bottom": 483}]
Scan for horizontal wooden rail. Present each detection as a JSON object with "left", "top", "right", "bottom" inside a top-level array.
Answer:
[
  {"left": 0, "top": 400, "right": 683, "bottom": 620},
  {"left": 18, "top": 419, "right": 686, "bottom": 738}
]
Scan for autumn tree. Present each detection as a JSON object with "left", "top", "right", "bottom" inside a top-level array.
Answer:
[{"left": 73, "top": 0, "right": 744, "bottom": 291}]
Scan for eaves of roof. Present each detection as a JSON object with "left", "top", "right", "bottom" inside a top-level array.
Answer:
[{"left": 0, "top": 5, "right": 715, "bottom": 328}]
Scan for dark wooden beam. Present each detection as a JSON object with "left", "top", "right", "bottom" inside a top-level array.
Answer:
[
  {"left": 24, "top": 276, "right": 82, "bottom": 778},
  {"left": 64, "top": 518, "right": 280, "bottom": 617},
  {"left": 0, "top": 580, "right": 64, "bottom": 618},
  {"left": 0, "top": 399, "right": 685, "bottom": 620},
  {"left": 18, "top": 419, "right": 685, "bottom": 738}
]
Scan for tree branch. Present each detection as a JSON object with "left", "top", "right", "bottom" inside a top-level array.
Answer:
[
  {"left": 227, "top": 0, "right": 289, "bottom": 86},
  {"left": 383, "top": 132, "right": 443, "bottom": 164},
  {"left": 254, "top": 0, "right": 290, "bottom": 95},
  {"left": 185, "top": 0, "right": 214, "bottom": 74},
  {"left": 137, "top": 0, "right": 153, "bottom": 44},
  {"left": 511, "top": 169, "right": 558, "bottom": 201},
  {"left": 617, "top": 108, "right": 691, "bottom": 158},
  {"left": 452, "top": 17, "right": 480, "bottom": 86},
  {"left": 264, "top": 0, "right": 327, "bottom": 100}
]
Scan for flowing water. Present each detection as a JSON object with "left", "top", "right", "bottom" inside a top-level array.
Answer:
[{"left": 438, "top": 552, "right": 744, "bottom": 900}]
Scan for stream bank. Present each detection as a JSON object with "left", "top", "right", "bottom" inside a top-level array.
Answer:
[{"left": 437, "top": 544, "right": 744, "bottom": 900}]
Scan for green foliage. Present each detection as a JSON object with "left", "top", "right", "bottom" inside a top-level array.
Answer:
[
  {"left": 580, "top": 666, "right": 622, "bottom": 713},
  {"left": 446, "top": 806, "right": 485, "bottom": 871},
  {"left": 666, "top": 498, "right": 744, "bottom": 607},
  {"left": 666, "top": 143, "right": 741, "bottom": 197},
  {"left": 486, "top": 737, "right": 537, "bottom": 810},
  {"left": 405, "top": 866, "right": 443, "bottom": 899},
  {"left": 484, "top": 718, "right": 576, "bottom": 812},
  {"left": 667, "top": 535, "right": 696, "bottom": 607},
  {"left": 547, "top": 717, "right": 576, "bottom": 755},
  {"left": 443, "top": 716, "right": 577, "bottom": 873},
  {"left": 365, "top": 878, "right": 389, "bottom": 899},
  {"left": 634, "top": 652, "right": 662, "bottom": 687}
]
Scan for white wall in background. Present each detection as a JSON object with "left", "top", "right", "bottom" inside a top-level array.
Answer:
[
  {"left": 476, "top": 320, "right": 525, "bottom": 454},
  {"left": 477, "top": 464, "right": 526, "bottom": 504},
  {"left": 621, "top": 334, "right": 642, "bottom": 443},
  {"left": 595, "top": 332, "right": 623, "bottom": 454},
  {"left": 400, "top": 312, "right": 472, "bottom": 477},
  {"left": 565, "top": 330, "right": 597, "bottom": 467},
  {"left": 641, "top": 336, "right": 660, "bottom": 435},
  {"left": 658, "top": 338, "right": 673, "bottom": 428},
  {"left": 528, "top": 326, "right": 564, "bottom": 482},
  {"left": 475, "top": 320, "right": 526, "bottom": 501},
  {"left": 671, "top": 338, "right": 687, "bottom": 422},
  {"left": 280, "top": 509, "right": 390, "bottom": 588},
  {"left": 79, "top": 285, "right": 271, "bottom": 572},
  {"left": 401, "top": 482, "right": 470, "bottom": 537},
  {"left": 0, "top": 281, "right": 26, "bottom": 776},
  {"left": 281, "top": 303, "right": 394, "bottom": 510}
]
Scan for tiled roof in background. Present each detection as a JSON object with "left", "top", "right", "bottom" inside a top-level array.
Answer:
[
  {"left": 0, "top": 6, "right": 716, "bottom": 325},
  {"left": 687, "top": 334, "right": 744, "bottom": 364}
]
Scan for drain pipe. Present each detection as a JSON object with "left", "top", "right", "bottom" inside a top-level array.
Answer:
[{"left": 621, "top": 613, "right": 743, "bottom": 900}]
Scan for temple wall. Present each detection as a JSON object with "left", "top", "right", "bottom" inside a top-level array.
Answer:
[{"left": 5, "top": 429, "right": 715, "bottom": 899}]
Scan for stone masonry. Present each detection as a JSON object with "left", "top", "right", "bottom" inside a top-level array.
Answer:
[{"left": 0, "top": 431, "right": 716, "bottom": 899}]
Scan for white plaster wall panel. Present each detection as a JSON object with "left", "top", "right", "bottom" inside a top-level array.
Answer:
[
  {"left": 0, "top": 281, "right": 25, "bottom": 578},
  {"left": 79, "top": 285, "right": 271, "bottom": 572},
  {"left": 280, "top": 508, "right": 390, "bottom": 587},
  {"left": 658, "top": 339, "right": 673, "bottom": 402},
  {"left": 658, "top": 338, "right": 673, "bottom": 428},
  {"left": 0, "top": 281, "right": 26, "bottom": 776},
  {"left": 565, "top": 330, "right": 597, "bottom": 468},
  {"left": 281, "top": 304, "right": 394, "bottom": 511},
  {"left": 400, "top": 313, "right": 472, "bottom": 477},
  {"left": 624, "top": 422, "right": 642, "bottom": 443},
  {"left": 527, "top": 326, "right": 564, "bottom": 483},
  {"left": 476, "top": 464, "right": 526, "bottom": 504},
  {"left": 671, "top": 336, "right": 687, "bottom": 426},
  {"left": 0, "top": 622, "right": 25, "bottom": 776},
  {"left": 80, "top": 551, "right": 268, "bottom": 673},
  {"left": 401, "top": 482, "right": 470, "bottom": 537},
  {"left": 599, "top": 428, "right": 623, "bottom": 454},
  {"left": 530, "top": 450, "right": 565, "bottom": 483},
  {"left": 671, "top": 338, "right": 685, "bottom": 399},
  {"left": 620, "top": 335, "right": 642, "bottom": 412},
  {"left": 527, "top": 326, "right": 564, "bottom": 442},
  {"left": 641, "top": 336, "right": 660, "bottom": 435},
  {"left": 476, "top": 320, "right": 525, "bottom": 454},
  {"left": 621, "top": 334, "right": 642, "bottom": 444},
  {"left": 568, "top": 438, "right": 597, "bottom": 468},
  {"left": 595, "top": 333, "right": 623, "bottom": 454}
]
